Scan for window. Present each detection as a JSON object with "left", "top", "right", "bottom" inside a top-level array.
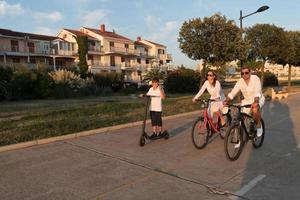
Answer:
[
  {"left": 125, "top": 43, "right": 129, "bottom": 48},
  {"left": 121, "top": 57, "right": 125, "bottom": 62},
  {"left": 28, "top": 42, "right": 35, "bottom": 53},
  {"left": 12, "top": 58, "right": 20, "bottom": 63},
  {"left": 145, "top": 59, "right": 149, "bottom": 64},
  {"left": 110, "top": 56, "right": 115, "bottom": 66},
  {"left": 158, "top": 49, "right": 165, "bottom": 54},
  {"left": 109, "top": 41, "right": 114, "bottom": 47},
  {"left": 30, "top": 57, "right": 36, "bottom": 64},
  {"left": 137, "top": 58, "right": 141, "bottom": 64},
  {"left": 59, "top": 41, "right": 63, "bottom": 50},
  {"left": 11, "top": 40, "right": 19, "bottom": 52}
]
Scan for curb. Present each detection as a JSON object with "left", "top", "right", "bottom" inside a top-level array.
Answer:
[{"left": 0, "top": 110, "right": 199, "bottom": 153}]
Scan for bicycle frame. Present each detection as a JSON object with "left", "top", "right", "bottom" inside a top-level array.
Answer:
[
  {"left": 231, "top": 105, "right": 256, "bottom": 140},
  {"left": 199, "top": 100, "right": 222, "bottom": 134}
]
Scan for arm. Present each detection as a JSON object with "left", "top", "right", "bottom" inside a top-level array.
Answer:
[
  {"left": 159, "top": 86, "right": 166, "bottom": 99},
  {"left": 227, "top": 79, "right": 241, "bottom": 100},
  {"left": 193, "top": 81, "right": 207, "bottom": 100}
]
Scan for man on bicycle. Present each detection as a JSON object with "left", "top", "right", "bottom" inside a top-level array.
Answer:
[{"left": 224, "top": 66, "right": 265, "bottom": 137}]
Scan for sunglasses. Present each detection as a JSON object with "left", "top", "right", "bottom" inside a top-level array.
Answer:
[
  {"left": 207, "top": 74, "right": 214, "bottom": 77},
  {"left": 241, "top": 71, "right": 250, "bottom": 75}
]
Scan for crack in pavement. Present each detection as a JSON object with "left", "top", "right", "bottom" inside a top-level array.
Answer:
[{"left": 64, "top": 141, "right": 250, "bottom": 200}]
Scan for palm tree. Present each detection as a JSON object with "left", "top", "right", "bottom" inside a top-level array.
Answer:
[{"left": 142, "top": 69, "right": 166, "bottom": 83}]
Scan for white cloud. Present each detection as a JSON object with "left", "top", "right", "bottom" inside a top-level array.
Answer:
[
  {"left": 144, "top": 16, "right": 179, "bottom": 42},
  {"left": 34, "top": 27, "right": 57, "bottom": 36},
  {"left": 81, "top": 9, "right": 110, "bottom": 27},
  {"left": 0, "top": 0, "right": 24, "bottom": 16},
  {"left": 34, "top": 11, "right": 63, "bottom": 22}
]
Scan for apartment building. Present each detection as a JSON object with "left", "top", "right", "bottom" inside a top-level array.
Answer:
[
  {"left": 0, "top": 25, "right": 173, "bottom": 83},
  {"left": 79, "top": 25, "right": 172, "bottom": 82},
  {"left": 0, "top": 28, "right": 75, "bottom": 69}
]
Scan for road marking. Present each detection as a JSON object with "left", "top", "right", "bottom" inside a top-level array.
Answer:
[{"left": 230, "top": 174, "right": 266, "bottom": 200}]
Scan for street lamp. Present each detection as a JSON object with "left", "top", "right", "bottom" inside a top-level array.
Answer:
[{"left": 239, "top": 5, "right": 269, "bottom": 68}]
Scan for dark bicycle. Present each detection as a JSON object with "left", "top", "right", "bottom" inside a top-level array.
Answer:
[
  {"left": 191, "top": 99, "right": 231, "bottom": 149},
  {"left": 224, "top": 104, "right": 265, "bottom": 161}
]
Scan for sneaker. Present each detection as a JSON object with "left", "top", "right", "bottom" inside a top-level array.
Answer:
[
  {"left": 234, "top": 140, "right": 241, "bottom": 148},
  {"left": 256, "top": 128, "right": 263, "bottom": 137}
]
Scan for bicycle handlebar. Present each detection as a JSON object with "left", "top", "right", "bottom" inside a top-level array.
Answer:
[{"left": 139, "top": 94, "right": 160, "bottom": 98}]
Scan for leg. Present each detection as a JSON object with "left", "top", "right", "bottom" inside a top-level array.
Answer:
[
  {"left": 252, "top": 106, "right": 262, "bottom": 128},
  {"left": 218, "top": 111, "right": 225, "bottom": 126}
]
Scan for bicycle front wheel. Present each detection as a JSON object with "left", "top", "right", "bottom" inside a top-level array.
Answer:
[
  {"left": 191, "top": 117, "right": 210, "bottom": 149},
  {"left": 224, "top": 123, "right": 244, "bottom": 161}
]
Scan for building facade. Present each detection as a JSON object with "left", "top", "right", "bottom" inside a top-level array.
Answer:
[
  {"left": 0, "top": 25, "right": 173, "bottom": 83},
  {"left": 0, "top": 28, "right": 75, "bottom": 70}
]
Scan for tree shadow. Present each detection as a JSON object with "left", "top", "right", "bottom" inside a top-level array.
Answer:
[{"left": 231, "top": 97, "right": 300, "bottom": 199}]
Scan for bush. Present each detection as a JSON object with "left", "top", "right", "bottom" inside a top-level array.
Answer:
[
  {"left": 165, "top": 67, "right": 201, "bottom": 93},
  {"left": 93, "top": 72, "right": 123, "bottom": 92},
  {"left": 263, "top": 71, "right": 279, "bottom": 87},
  {"left": 0, "top": 66, "right": 13, "bottom": 100},
  {"left": 257, "top": 71, "right": 279, "bottom": 87}
]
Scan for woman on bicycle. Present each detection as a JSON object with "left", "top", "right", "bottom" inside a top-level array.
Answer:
[{"left": 192, "top": 70, "right": 226, "bottom": 126}]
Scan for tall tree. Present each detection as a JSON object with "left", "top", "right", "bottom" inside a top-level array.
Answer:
[
  {"left": 74, "top": 35, "right": 88, "bottom": 79},
  {"left": 245, "top": 24, "right": 291, "bottom": 86},
  {"left": 178, "top": 13, "right": 246, "bottom": 81},
  {"left": 286, "top": 31, "right": 300, "bottom": 90}
]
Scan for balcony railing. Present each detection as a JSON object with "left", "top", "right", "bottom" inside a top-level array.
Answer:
[
  {"left": 109, "top": 47, "right": 139, "bottom": 55},
  {"left": 88, "top": 46, "right": 101, "bottom": 52},
  {"left": 52, "top": 49, "right": 77, "bottom": 56},
  {"left": 166, "top": 54, "right": 172, "bottom": 61}
]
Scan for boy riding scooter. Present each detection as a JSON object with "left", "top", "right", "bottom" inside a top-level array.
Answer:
[{"left": 139, "top": 77, "right": 169, "bottom": 146}]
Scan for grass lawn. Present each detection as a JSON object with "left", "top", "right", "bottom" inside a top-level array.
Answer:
[
  {"left": 0, "top": 95, "right": 203, "bottom": 146},
  {"left": 1, "top": 80, "right": 300, "bottom": 147}
]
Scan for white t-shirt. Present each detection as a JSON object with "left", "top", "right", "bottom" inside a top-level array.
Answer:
[
  {"left": 228, "top": 75, "right": 265, "bottom": 107},
  {"left": 194, "top": 80, "right": 225, "bottom": 101},
  {"left": 147, "top": 87, "right": 162, "bottom": 112}
]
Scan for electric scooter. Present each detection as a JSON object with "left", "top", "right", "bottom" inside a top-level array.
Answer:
[{"left": 139, "top": 95, "right": 169, "bottom": 146}]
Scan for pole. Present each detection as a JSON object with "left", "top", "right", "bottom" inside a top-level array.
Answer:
[{"left": 240, "top": 10, "right": 243, "bottom": 69}]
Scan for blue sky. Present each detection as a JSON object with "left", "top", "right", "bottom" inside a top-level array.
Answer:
[{"left": 0, "top": 0, "right": 299, "bottom": 68}]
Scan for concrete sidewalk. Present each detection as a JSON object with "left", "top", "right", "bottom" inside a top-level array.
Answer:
[{"left": 1, "top": 95, "right": 300, "bottom": 200}]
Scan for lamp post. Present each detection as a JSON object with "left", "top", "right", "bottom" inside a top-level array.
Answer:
[{"left": 239, "top": 5, "right": 269, "bottom": 68}]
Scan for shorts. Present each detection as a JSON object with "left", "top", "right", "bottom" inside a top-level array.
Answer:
[
  {"left": 207, "top": 101, "right": 225, "bottom": 118},
  {"left": 150, "top": 111, "right": 162, "bottom": 126}
]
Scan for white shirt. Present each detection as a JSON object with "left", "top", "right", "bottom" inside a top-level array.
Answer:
[
  {"left": 147, "top": 87, "right": 162, "bottom": 112},
  {"left": 194, "top": 80, "right": 225, "bottom": 101},
  {"left": 228, "top": 75, "right": 265, "bottom": 107}
]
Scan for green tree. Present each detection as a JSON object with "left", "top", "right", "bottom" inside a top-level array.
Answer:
[
  {"left": 178, "top": 13, "right": 245, "bottom": 81},
  {"left": 74, "top": 35, "right": 88, "bottom": 79},
  {"left": 245, "top": 24, "right": 291, "bottom": 86},
  {"left": 165, "top": 67, "right": 201, "bottom": 93},
  {"left": 142, "top": 69, "right": 166, "bottom": 82},
  {"left": 286, "top": 31, "right": 300, "bottom": 90}
]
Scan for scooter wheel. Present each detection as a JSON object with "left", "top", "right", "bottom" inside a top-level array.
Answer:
[
  {"left": 139, "top": 136, "right": 146, "bottom": 146},
  {"left": 163, "top": 131, "right": 169, "bottom": 139}
]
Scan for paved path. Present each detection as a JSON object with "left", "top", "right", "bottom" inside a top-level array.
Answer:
[{"left": 1, "top": 94, "right": 300, "bottom": 200}]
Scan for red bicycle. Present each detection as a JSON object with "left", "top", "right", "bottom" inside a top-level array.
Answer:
[{"left": 191, "top": 99, "right": 231, "bottom": 149}]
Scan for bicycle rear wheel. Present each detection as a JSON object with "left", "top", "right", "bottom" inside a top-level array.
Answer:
[
  {"left": 252, "top": 118, "right": 265, "bottom": 148},
  {"left": 191, "top": 117, "right": 210, "bottom": 149},
  {"left": 224, "top": 123, "right": 244, "bottom": 161}
]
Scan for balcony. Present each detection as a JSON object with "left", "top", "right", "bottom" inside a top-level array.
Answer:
[
  {"left": 52, "top": 49, "right": 77, "bottom": 56},
  {"left": 0, "top": 45, "right": 51, "bottom": 55},
  {"left": 88, "top": 46, "right": 102, "bottom": 54},
  {"left": 166, "top": 54, "right": 172, "bottom": 61},
  {"left": 108, "top": 47, "right": 139, "bottom": 55}
]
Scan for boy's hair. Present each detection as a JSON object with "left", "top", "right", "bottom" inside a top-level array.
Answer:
[
  {"left": 152, "top": 77, "right": 159, "bottom": 83},
  {"left": 241, "top": 66, "right": 251, "bottom": 71}
]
